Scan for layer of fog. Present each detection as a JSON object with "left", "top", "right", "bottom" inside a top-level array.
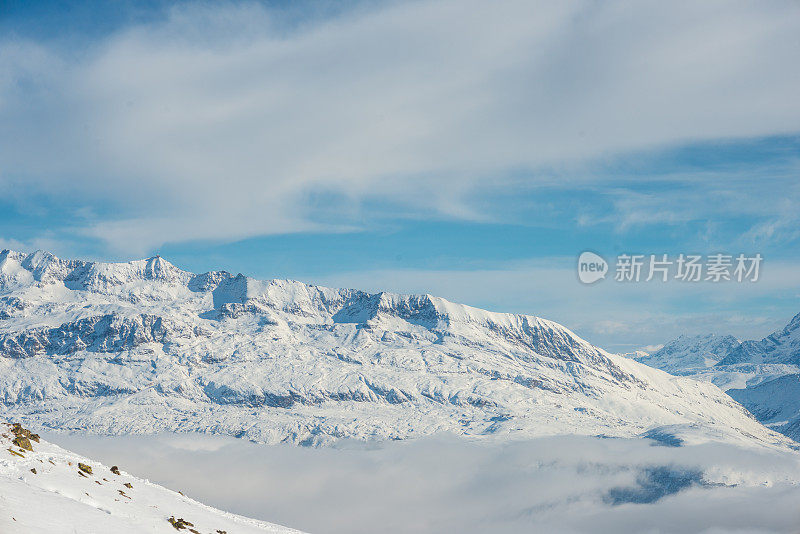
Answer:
[{"left": 44, "top": 432, "right": 800, "bottom": 534}]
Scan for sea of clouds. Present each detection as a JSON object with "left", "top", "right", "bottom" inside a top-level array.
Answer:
[{"left": 46, "top": 432, "right": 800, "bottom": 534}]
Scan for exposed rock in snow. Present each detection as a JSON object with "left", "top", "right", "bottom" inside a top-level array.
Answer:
[
  {"left": 0, "top": 422, "right": 302, "bottom": 534},
  {"left": 0, "top": 250, "right": 792, "bottom": 448}
]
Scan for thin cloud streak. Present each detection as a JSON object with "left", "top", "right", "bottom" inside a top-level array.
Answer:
[{"left": 1, "top": 0, "right": 799, "bottom": 253}]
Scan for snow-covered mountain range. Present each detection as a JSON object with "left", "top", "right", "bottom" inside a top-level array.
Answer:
[
  {"left": 636, "top": 334, "right": 742, "bottom": 374},
  {"left": 635, "top": 316, "right": 800, "bottom": 441},
  {"left": 0, "top": 250, "right": 791, "bottom": 448},
  {"left": 0, "top": 421, "right": 301, "bottom": 533}
]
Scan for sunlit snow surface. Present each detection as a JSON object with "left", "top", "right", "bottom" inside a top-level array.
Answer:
[
  {"left": 4, "top": 250, "right": 800, "bottom": 532},
  {"left": 47, "top": 431, "right": 800, "bottom": 534},
  {"left": 0, "top": 250, "right": 791, "bottom": 448},
  {"left": 0, "top": 427, "right": 303, "bottom": 534}
]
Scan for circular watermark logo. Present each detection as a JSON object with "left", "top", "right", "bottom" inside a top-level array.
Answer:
[{"left": 577, "top": 251, "right": 608, "bottom": 284}]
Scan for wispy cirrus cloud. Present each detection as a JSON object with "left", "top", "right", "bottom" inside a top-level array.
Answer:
[{"left": 1, "top": 0, "right": 799, "bottom": 254}]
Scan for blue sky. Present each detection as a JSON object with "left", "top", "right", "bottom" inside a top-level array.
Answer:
[{"left": 1, "top": 0, "right": 799, "bottom": 351}]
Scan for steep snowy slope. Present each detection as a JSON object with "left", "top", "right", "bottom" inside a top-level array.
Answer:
[
  {"left": 0, "top": 250, "right": 790, "bottom": 448},
  {"left": 0, "top": 422, "right": 302, "bottom": 534}
]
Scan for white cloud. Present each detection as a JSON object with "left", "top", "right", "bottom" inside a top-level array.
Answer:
[
  {"left": 1, "top": 0, "right": 799, "bottom": 253},
  {"left": 45, "top": 432, "right": 800, "bottom": 534}
]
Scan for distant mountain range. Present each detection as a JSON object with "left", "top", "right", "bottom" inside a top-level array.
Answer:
[
  {"left": 633, "top": 315, "right": 800, "bottom": 441},
  {"left": 636, "top": 334, "right": 743, "bottom": 374},
  {"left": 0, "top": 249, "right": 791, "bottom": 449}
]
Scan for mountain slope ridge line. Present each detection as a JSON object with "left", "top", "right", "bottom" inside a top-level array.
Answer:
[{"left": 0, "top": 249, "right": 792, "bottom": 449}]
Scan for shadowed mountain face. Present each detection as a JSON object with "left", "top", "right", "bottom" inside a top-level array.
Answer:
[{"left": 0, "top": 249, "right": 788, "bottom": 448}]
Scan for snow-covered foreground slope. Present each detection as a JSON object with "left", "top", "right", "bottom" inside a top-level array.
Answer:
[
  {"left": 0, "top": 423, "right": 302, "bottom": 534},
  {"left": 635, "top": 315, "right": 800, "bottom": 441},
  {"left": 0, "top": 249, "right": 791, "bottom": 448}
]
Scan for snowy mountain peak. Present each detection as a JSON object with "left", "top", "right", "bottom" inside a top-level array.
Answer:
[
  {"left": 717, "top": 314, "right": 800, "bottom": 367},
  {"left": 636, "top": 333, "right": 741, "bottom": 373},
  {"left": 0, "top": 249, "right": 191, "bottom": 292},
  {"left": 0, "top": 251, "right": 793, "bottom": 448},
  {"left": 0, "top": 251, "right": 604, "bottom": 354},
  {"left": 770, "top": 311, "right": 800, "bottom": 344}
]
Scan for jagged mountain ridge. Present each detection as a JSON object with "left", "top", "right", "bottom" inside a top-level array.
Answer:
[
  {"left": 636, "top": 334, "right": 742, "bottom": 374},
  {"left": 0, "top": 250, "right": 789, "bottom": 447},
  {"left": 718, "top": 313, "right": 800, "bottom": 366},
  {"left": 635, "top": 317, "right": 800, "bottom": 441}
]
